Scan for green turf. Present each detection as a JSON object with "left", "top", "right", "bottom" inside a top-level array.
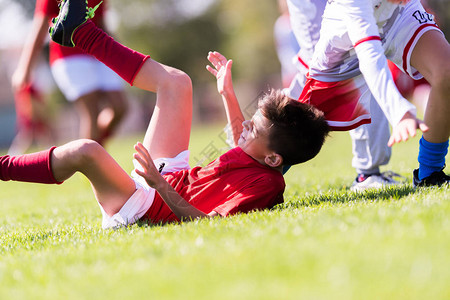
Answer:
[{"left": 0, "top": 125, "right": 449, "bottom": 300}]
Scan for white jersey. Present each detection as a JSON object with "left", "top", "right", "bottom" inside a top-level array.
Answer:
[
  {"left": 311, "top": 0, "right": 405, "bottom": 81},
  {"left": 284, "top": 0, "right": 327, "bottom": 99},
  {"left": 287, "top": 0, "right": 327, "bottom": 73},
  {"left": 307, "top": 0, "right": 439, "bottom": 127}
]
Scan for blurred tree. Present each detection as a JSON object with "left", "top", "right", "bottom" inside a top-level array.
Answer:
[
  {"left": 427, "top": 0, "right": 450, "bottom": 36},
  {"left": 109, "top": 0, "right": 280, "bottom": 85}
]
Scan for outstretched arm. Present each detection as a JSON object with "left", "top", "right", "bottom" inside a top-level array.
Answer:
[
  {"left": 133, "top": 142, "right": 219, "bottom": 221},
  {"left": 206, "top": 51, "right": 245, "bottom": 147}
]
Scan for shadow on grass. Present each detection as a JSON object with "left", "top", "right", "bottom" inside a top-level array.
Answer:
[{"left": 276, "top": 185, "right": 417, "bottom": 210}]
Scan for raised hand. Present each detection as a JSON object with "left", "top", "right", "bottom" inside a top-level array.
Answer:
[{"left": 206, "top": 51, "right": 234, "bottom": 96}]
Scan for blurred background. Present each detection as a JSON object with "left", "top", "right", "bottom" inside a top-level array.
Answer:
[{"left": 0, "top": 0, "right": 449, "bottom": 150}]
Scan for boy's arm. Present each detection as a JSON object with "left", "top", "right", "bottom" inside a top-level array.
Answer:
[
  {"left": 11, "top": 14, "right": 49, "bottom": 91},
  {"left": 133, "top": 143, "right": 219, "bottom": 221},
  {"left": 206, "top": 51, "right": 245, "bottom": 147}
]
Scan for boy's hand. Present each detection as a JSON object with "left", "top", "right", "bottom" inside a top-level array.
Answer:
[
  {"left": 133, "top": 142, "right": 166, "bottom": 190},
  {"left": 206, "top": 51, "right": 233, "bottom": 95},
  {"left": 11, "top": 68, "right": 30, "bottom": 92},
  {"left": 388, "top": 111, "right": 429, "bottom": 146}
]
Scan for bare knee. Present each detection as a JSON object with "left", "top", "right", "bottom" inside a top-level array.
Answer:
[
  {"left": 164, "top": 69, "right": 193, "bottom": 100},
  {"left": 51, "top": 139, "right": 106, "bottom": 180},
  {"left": 65, "top": 139, "right": 106, "bottom": 166}
]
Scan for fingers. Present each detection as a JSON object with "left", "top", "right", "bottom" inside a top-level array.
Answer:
[
  {"left": 207, "top": 51, "right": 221, "bottom": 68},
  {"left": 134, "top": 142, "right": 151, "bottom": 162},
  {"left": 133, "top": 142, "right": 155, "bottom": 172},
  {"left": 133, "top": 152, "right": 147, "bottom": 169},
  {"left": 206, "top": 65, "right": 217, "bottom": 77},
  {"left": 387, "top": 118, "right": 427, "bottom": 147},
  {"left": 134, "top": 167, "right": 146, "bottom": 178},
  {"left": 207, "top": 51, "right": 229, "bottom": 70},
  {"left": 387, "top": 135, "right": 395, "bottom": 147},
  {"left": 225, "top": 59, "right": 233, "bottom": 71},
  {"left": 418, "top": 121, "right": 429, "bottom": 132},
  {"left": 213, "top": 51, "right": 227, "bottom": 62}
]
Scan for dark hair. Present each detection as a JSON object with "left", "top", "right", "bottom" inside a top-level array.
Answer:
[{"left": 258, "top": 89, "right": 329, "bottom": 165}]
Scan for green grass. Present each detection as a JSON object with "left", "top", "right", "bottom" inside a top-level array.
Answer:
[{"left": 1, "top": 125, "right": 449, "bottom": 300}]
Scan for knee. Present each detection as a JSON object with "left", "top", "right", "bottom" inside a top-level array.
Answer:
[
  {"left": 69, "top": 139, "right": 106, "bottom": 165},
  {"left": 165, "top": 69, "right": 193, "bottom": 99}
]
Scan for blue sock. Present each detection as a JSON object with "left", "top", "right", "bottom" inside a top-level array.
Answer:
[{"left": 418, "top": 137, "right": 449, "bottom": 180}]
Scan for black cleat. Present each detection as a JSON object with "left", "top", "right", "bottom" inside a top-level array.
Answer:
[
  {"left": 413, "top": 168, "right": 450, "bottom": 187},
  {"left": 49, "top": 0, "right": 102, "bottom": 47}
]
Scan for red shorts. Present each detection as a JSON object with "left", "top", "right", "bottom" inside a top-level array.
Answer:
[{"left": 298, "top": 74, "right": 371, "bottom": 131}]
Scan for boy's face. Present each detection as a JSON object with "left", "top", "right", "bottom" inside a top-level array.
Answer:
[{"left": 238, "top": 110, "right": 274, "bottom": 165}]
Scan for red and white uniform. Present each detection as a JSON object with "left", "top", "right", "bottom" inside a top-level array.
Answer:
[
  {"left": 142, "top": 147, "right": 285, "bottom": 224},
  {"left": 300, "top": 0, "right": 441, "bottom": 130},
  {"left": 35, "top": 0, "right": 123, "bottom": 101},
  {"left": 100, "top": 147, "right": 285, "bottom": 228},
  {"left": 35, "top": 0, "right": 105, "bottom": 65}
]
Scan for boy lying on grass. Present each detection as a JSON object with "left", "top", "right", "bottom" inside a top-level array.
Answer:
[{"left": 0, "top": 0, "right": 329, "bottom": 228}]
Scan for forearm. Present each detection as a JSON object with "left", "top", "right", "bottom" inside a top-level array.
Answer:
[
  {"left": 16, "top": 15, "right": 49, "bottom": 76},
  {"left": 155, "top": 179, "right": 211, "bottom": 221},
  {"left": 221, "top": 89, "right": 244, "bottom": 146},
  {"left": 343, "top": 2, "right": 416, "bottom": 126},
  {"left": 355, "top": 40, "right": 416, "bottom": 126},
  {"left": 133, "top": 142, "right": 216, "bottom": 221}
]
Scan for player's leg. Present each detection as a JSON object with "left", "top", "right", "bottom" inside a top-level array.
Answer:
[
  {"left": 133, "top": 59, "right": 192, "bottom": 159},
  {"left": 1, "top": 140, "right": 136, "bottom": 216},
  {"left": 410, "top": 30, "right": 450, "bottom": 184},
  {"left": 74, "top": 90, "right": 102, "bottom": 140},
  {"left": 349, "top": 94, "right": 406, "bottom": 191},
  {"left": 70, "top": 23, "right": 192, "bottom": 158},
  {"left": 49, "top": 0, "right": 192, "bottom": 158},
  {"left": 50, "top": 55, "right": 104, "bottom": 142},
  {"left": 412, "top": 30, "right": 450, "bottom": 144},
  {"left": 95, "top": 90, "right": 128, "bottom": 144},
  {"left": 51, "top": 140, "right": 136, "bottom": 215},
  {"left": 95, "top": 61, "right": 129, "bottom": 145}
]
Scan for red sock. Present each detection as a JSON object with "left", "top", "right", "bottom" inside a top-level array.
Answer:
[
  {"left": 73, "top": 20, "right": 150, "bottom": 85},
  {"left": 0, "top": 147, "right": 62, "bottom": 184}
]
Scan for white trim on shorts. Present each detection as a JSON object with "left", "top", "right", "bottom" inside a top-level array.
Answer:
[
  {"left": 99, "top": 150, "right": 190, "bottom": 229},
  {"left": 51, "top": 55, "right": 124, "bottom": 101},
  {"left": 384, "top": 1, "right": 443, "bottom": 80}
]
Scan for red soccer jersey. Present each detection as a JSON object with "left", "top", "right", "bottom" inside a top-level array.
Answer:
[
  {"left": 141, "top": 147, "right": 285, "bottom": 224},
  {"left": 34, "top": 0, "right": 105, "bottom": 64}
]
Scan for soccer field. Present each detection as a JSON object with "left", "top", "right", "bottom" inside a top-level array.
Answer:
[{"left": 1, "top": 125, "right": 449, "bottom": 300}]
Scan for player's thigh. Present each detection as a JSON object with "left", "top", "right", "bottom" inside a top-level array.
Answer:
[
  {"left": 384, "top": 1, "right": 442, "bottom": 80},
  {"left": 410, "top": 30, "right": 450, "bottom": 85},
  {"left": 52, "top": 139, "right": 136, "bottom": 203},
  {"left": 135, "top": 59, "right": 192, "bottom": 159}
]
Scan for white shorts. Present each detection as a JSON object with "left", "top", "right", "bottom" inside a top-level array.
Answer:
[
  {"left": 100, "top": 150, "right": 190, "bottom": 229},
  {"left": 383, "top": 1, "right": 442, "bottom": 79},
  {"left": 51, "top": 55, "right": 124, "bottom": 101}
]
